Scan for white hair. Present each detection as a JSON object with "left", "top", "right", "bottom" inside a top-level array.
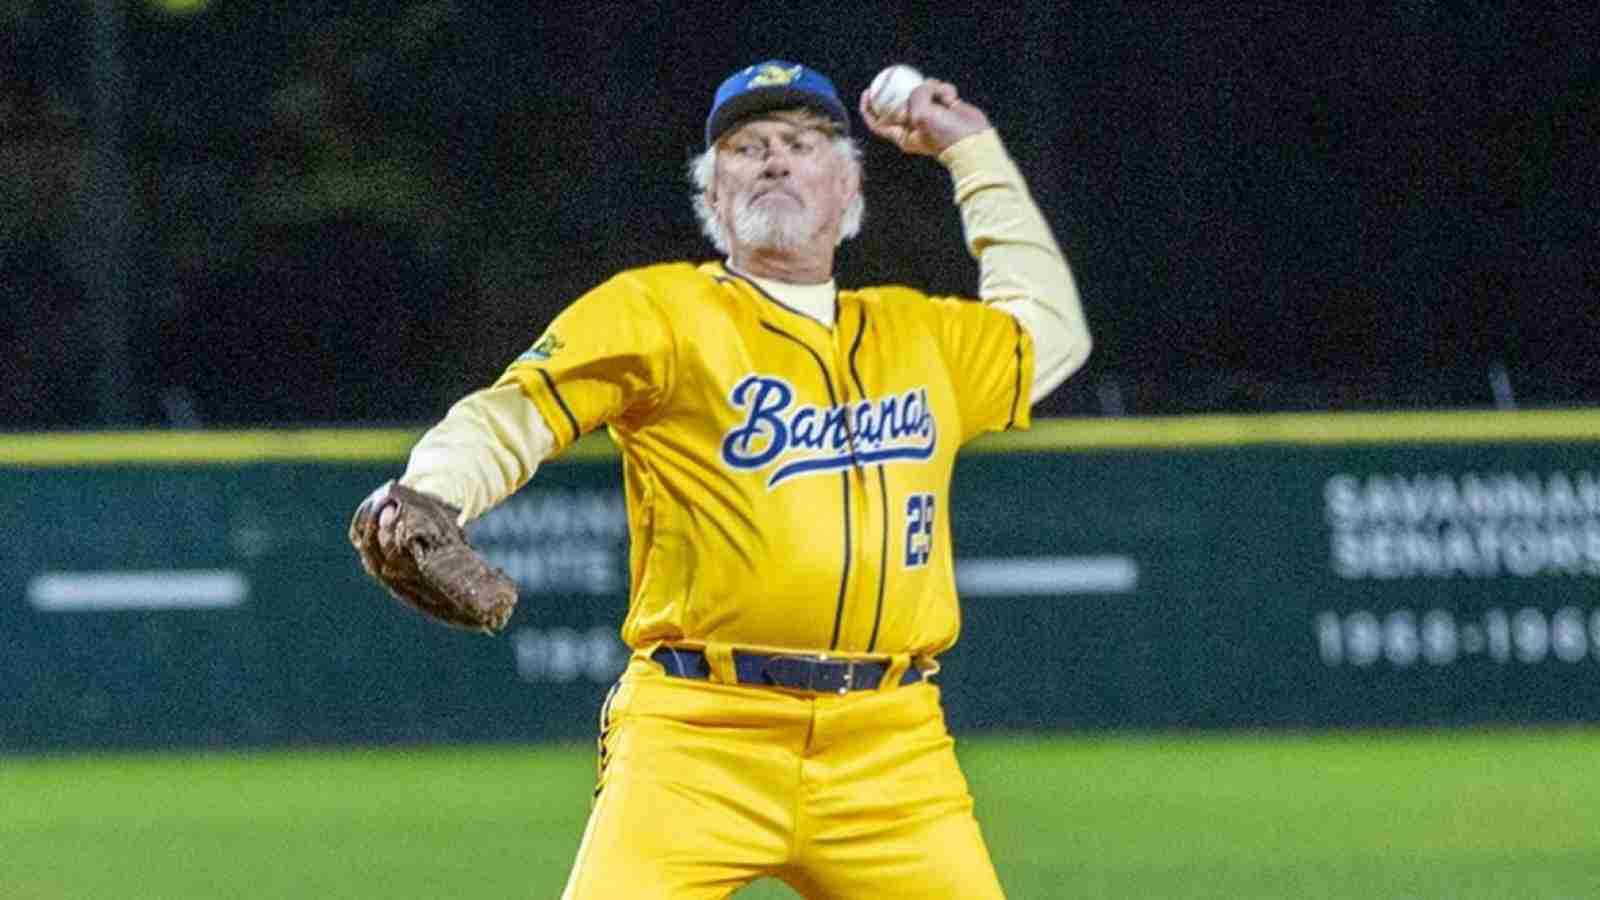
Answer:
[{"left": 687, "top": 134, "right": 866, "bottom": 254}]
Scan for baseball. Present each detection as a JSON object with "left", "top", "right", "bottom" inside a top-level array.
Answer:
[{"left": 866, "top": 64, "right": 925, "bottom": 122}]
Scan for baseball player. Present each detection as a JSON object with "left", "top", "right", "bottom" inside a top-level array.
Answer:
[{"left": 352, "top": 60, "right": 1089, "bottom": 898}]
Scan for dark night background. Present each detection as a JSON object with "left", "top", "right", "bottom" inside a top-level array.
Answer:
[{"left": 2, "top": 1, "right": 1595, "bottom": 429}]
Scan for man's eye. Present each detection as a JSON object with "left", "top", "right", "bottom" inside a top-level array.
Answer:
[{"left": 733, "top": 144, "right": 763, "bottom": 158}]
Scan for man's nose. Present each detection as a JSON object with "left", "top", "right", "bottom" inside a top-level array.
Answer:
[{"left": 760, "top": 147, "right": 792, "bottom": 176}]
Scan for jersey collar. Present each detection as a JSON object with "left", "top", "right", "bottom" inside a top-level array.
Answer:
[{"left": 718, "top": 261, "right": 838, "bottom": 329}]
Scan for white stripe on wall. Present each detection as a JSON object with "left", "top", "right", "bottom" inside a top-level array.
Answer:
[
  {"left": 26, "top": 570, "right": 250, "bottom": 612},
  {"left": 956, "top": 556, "right": 1138, "bottom": 596}
]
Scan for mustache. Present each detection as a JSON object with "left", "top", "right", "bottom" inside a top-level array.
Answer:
[{"left": 746, "top": 186, "right": 801, "bottom": 206}]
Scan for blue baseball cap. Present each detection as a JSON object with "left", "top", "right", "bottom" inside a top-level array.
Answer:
[{"left": 705, "top": 60, "right": 850, "bottom": 148}]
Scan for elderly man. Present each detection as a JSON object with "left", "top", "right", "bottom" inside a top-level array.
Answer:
[{"left": 354, "top": 59, "right": 1089, "bottom": 898}]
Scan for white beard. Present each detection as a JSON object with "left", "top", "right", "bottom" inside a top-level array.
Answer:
[{"left": 730, "top": 194, "right": 821, "bottom": 251}]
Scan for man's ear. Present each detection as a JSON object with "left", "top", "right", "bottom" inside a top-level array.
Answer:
[
  {"left": 840, "top": 161, "right": 862, "bottom": 206},
  {"left": 704, "top": 159, "right": 723, "bottom": 212}
]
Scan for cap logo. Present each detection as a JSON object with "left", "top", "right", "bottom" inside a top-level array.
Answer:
[{"left": 748, "top": 63, "right": 803, "bottom": 88}]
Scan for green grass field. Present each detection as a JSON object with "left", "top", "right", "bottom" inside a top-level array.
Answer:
[{"left": 6, "top": 729, "right": 1600, "bottom": 899}]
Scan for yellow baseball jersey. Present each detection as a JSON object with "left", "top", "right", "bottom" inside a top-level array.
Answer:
[{"left": 498, "top": 261, "right": 1033, "bottom": 658}]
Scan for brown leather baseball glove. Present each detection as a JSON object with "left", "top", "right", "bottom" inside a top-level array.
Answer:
[{"left": 349, "top": 480, "right": 518, "bottom": 634}]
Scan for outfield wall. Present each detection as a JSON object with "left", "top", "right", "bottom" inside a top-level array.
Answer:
[{"left": 5, "top": 410, "right": 1600, "bottom": 751}]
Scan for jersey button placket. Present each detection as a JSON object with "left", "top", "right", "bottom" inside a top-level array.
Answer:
[{"left": 832, "top": 319, "right": 873, "bottom": 652}]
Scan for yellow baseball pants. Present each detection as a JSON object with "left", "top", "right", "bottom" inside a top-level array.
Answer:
[{"left": 560, "top": 659, "right": 1006, "bottom": 899}]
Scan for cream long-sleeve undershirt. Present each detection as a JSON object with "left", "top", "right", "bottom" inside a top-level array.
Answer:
[
  {"left": 940, "top": 128, "right": 1091, "bottom": 402},
  {"left": 400, "top": 381, "right": 553, "bottom": 523},
  {"left": 400, "top": 128, "right": 1089, "bottom": 522}
]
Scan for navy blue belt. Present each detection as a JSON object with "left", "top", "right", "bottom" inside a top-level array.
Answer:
[{"left": 651, "top": 647, "right": 927, "bottom": 694}]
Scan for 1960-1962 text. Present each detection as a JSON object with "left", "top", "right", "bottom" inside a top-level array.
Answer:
[{"left": 1316, "top": 607, "right": 1600, "bottom": 668}]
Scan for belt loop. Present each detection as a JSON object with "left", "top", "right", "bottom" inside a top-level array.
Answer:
[
  {"left": 879, "top": 654, "right": 911, "bottom": 691},
  {"left": 703, "top": 643, "right": 738, "bottom": 685},
  {"left": 650, "top": 642, "right": 692, "bottom": 677}
]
